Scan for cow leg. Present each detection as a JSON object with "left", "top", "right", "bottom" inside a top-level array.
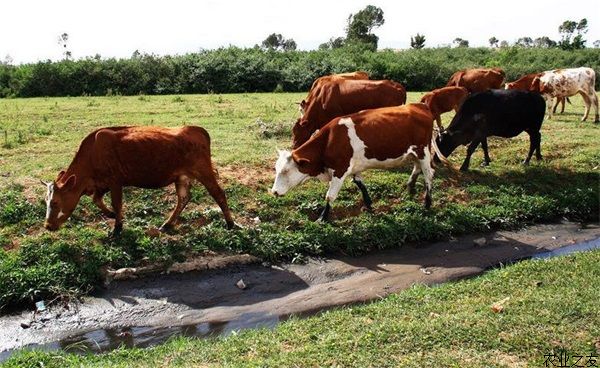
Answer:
[
  {"left": 93, "top": 189, "right": 115, "bottom": 218},
  {"left": 317, "top": 176, "right": 345, "bottom": 222},
  {"left": 589, "top": 90, "right": 600, "bottom": 123},
  {"left": 460, "top": 140, "right": 480, "bottom": 172},
  {"left": 352, "top": 175, "right": 372, "bottom": 211},
  {"left": 545, "top": 96, "right": 553, "bottom": 120},
  {"left": 406, "top": 161, "right": 422, "bottom": 195},
  {"left": 480, "top": 138, "right": 492, "bottom": 166},
  {"left": 110, "top": 186, "right": 124, "bottom": 235},
  {"left": 198, "top": 172, "right": 235, "bottom": 229},
  {"left": 523, "top": 130, "right": 541, "bottom": 165},
  {"left": 418, "top": 151, "right": 434, "bottom": 209},
  {"left": 160, "top": 175, "right": 192, "bottom": 232},
  {"left": 559, "top": 97, "right": 566, "bottom": 114},
  {"left": 435, "top": 115, "right": 444, "bottom": 131},
  {"left": 552, "top": 98, "right": 560, "bottom": 114},
  {"left": 579, "top": 91, "right": 591, "bottom": 121}
]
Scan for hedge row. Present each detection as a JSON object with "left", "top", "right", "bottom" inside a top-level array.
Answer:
[{"left": 1, "top": 46, "right": 599, "bottom": 97}]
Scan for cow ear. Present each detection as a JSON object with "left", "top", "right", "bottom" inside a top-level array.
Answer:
[
  {"left": 63, "top": 175, "right": 77, "bottom": 190},
  {"left": 530, "top": 77, "right": 540, "bottom": 92},
  {"left": 296, "top": 158, "right": 310, "bottom": 167},
  {"left": 56, "top": 170, "right": 66, "bottom": 181},
  {"left": 299, "top": 120, "right": 309, "bottom": 127}
]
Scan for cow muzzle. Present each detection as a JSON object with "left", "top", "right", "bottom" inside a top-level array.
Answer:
[{"left": 44, "top": 222, "right": 59, "bottom": 231}]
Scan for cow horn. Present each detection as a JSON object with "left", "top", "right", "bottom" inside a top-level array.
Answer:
[{"left": 40, "top": 180, "right": 50, "bottom": 186}]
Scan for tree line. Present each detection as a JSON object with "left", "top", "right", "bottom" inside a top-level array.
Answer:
[{"left": 1, "top": 46, "right": 598, "bottom": 98}]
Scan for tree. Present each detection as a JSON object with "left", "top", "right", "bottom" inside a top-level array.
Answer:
[
  {"left": 57, "top": 32, "right": 71, "bottom": 60},
  {"left": 319, "top": 37, "right": 345, "bottom": 50},
  {"left": 499, "top": 40, "right": 509, "bottom": 48},
  {"left": 453, "top": 38, "right": 469, "bottom": 48},
  {"left": 410, "top": 33, "right": 426, "bottom": 49},
  {"left": 261, "top": 33, "right": 297, "bottom": 51},
  {"left": 594, "top": 40, "right": 600, "bottom": 48},
  {"left": 345, "top": 5, "right": 385, "bottom": 51},
  {"left": 558, "top": 18, "right": 588, "bottom": 50},
  {"left": 489, "top": 37, "right": 499, "bottom": 48},
  {"left": 516, "top": 37, "right": 533, "bottom": 47},
  {"left": 2, "top": 54, "right": 13, "bottom": 65},
  {"left": 533, "top": 36, "right": 557, "bottom": 48}
]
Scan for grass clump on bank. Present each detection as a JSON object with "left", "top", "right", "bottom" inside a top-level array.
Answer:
[
  {"left": 4, "top": 248, "right": 600, "bottom": 367},
  {"left": 0, "top": 92, "right": 598, "bottom": 311}
]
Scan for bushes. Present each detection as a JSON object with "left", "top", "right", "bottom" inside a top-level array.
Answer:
[{"left": 1, "top": 47, "right": 599, "bottom": 98}]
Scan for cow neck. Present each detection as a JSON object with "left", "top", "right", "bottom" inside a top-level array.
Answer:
[
  {"left": 60, "top": 140, "right": 95, "bottom": 196},
  {"left": 292, "top": 128, "right": 328, "bottom": 176}
]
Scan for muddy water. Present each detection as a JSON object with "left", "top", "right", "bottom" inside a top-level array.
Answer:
[{"left": 2, "top": 221, "right": 599, "bottom": 361}]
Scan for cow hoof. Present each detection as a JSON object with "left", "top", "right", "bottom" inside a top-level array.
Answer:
[
  {"left": 522, "top": 160, "right": 530, "bottom": 166},
  {"left": 459, "top": 166, "right": 470, "bottom": 172},
  {"left": 361, "top": 205, "right": 373, "bottom": 213},
  {"left": 407, "top": 185, "right": 417, "bottom": 196},
  {"left": 104, "top": 211, "right": 116, "bottom": 219},
  {"left": 110, "top": 224, "right": 123, "bottom": 238},
  {"left": 480, "top": 162, "right": 490, "bottom": 167},
  {"left": 226, "top": 221, "right": 237, "bottom": 230},
  {"left": 159, "top": 224, "right": 174, "bottom": 233}
]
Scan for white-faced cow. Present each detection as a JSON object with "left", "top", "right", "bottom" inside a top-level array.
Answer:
[
  {"left": 42, "top": 126, "right": 234, "bottom": 234},
  {"left": 273, "top": 104, "right": 449, "bottom": 221},
  {"left": 436, "top": 89, "right": 546, "bottom": 171},
  {"left": 530, "top": 67, "right": 599, "bottom": 123},
  {"left": 292, "top": 79, "right": 407, "bottom": 149}
]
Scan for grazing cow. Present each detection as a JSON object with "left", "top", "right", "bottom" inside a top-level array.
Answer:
[
  {"left": 273, "top": 104, "right": 448, "bottom": 221},
  {"left": 42, "top": 126, "right": 234, "bottom": 234},
  {"left": 292, "top": 79, "right": 407, "bottom": 149},
  {"left": 505, "top": 72, "right": 568, "bottom": 114},
  {"left": 299, "top": 71, "right": 370, "bottom": 115},
  {"left": 530, "top": 67, "right": 599, "bottom": 122},
  {"left": 446, "top": 68, "right": 505, "bottom": 93},
  {"left": 420, "top": 86, "right": 469, "bottom": 130},
  {"left": 436, "top": 89, "right": 546, "bottom": 171}
]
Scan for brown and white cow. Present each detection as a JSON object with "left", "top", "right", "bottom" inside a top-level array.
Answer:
[
  {"left": 446, "top": 68, "right": 505, "bottom": 93},
  {"left": 42, "top": 126, "right": 234, "bottom": 234},
  {"left": 420, "top": 86, "right": 468, "bottom": 130},
  {"left": 505, "top": 72, "right": 568, "bottom": 114},
  {"left": 530, "top": 67, "right": 599, "bottom": 122},
  {"left": 299, "top": 71, "right": 370, "bottom": 115},
  {"left": 292, "top": 79, "right": 407, "bottom": 149},
  {"left": 273, "top": 104, "right": 448, "bottom": 221}
]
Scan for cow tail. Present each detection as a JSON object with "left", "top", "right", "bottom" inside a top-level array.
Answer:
[{"left": 430, "top": 129, "right": 455, "bottom": 172}]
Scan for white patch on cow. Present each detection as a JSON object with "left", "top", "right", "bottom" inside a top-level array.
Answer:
[
  {"left": 271, "top": 150, "right": 310, "bottom": 196},
  {"left": 45, "top": 183, "right": 55, "bottom": 221},
  {"left": 338, "top": 117, "right": 417, "bottom": 174}
]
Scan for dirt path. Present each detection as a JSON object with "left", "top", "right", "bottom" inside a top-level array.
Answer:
[{"left": 2, "top": 221, "right": 599, "bottom": 358}]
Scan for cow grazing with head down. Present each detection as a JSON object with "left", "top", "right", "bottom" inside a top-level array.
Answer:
[
  {"left": 446, "top": 68, "right": 505, "bottom": 93},
  {"left": 42, "top": 126, "right": 234, "bottom": 234},
  {"left": 530, "top": 67, "right": 599, "bottom": 123},
  {"left": 436, "top": 89, "right": 546, "bottom": 171},
  {"left": 273, "top": 104, "right": 448, "bottom": 221},
  {"left": 292, "top": 79, "right": 407, "bottom": 149},
  {"left": 505, "top": 72, "right": 569, "bottom": 114},
  {"left": 299, "top": 71, "right": 370, "bottom": 115},
  {"left": 420, "top": 86, "right": 469, "bottom": 130}
]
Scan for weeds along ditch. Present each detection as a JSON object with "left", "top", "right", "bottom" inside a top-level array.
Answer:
[{"left": 0, "top": 92, "right": 598, "bottom": 311}]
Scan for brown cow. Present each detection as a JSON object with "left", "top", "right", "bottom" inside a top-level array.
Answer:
[
  {"left": 292, "top": 79, "right": 407, "bottom": 148},
  {"left": 299, "top": 71, "right": 370, "bottom": 115},
  {"left": 446, "top": 68, "right": 505, "bottom": 93},
  {"left": 420, "top": 86, "right": 468, "bottom": 130},
  {"left": 273, "top": 104, "right": 449, "bottom": 221},
  {"left": 505, "top": 72, "right": 568, "bottom": 114},
  {"left": 42, "top": 126, "right": 234, "bottom": 234}
]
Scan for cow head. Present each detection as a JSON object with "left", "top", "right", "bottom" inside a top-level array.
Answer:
[
  {"left": 436, "top": 130, "right": 460, "bottom": 158},
  {"left": 271, "top": 150, "right": 311, "bottom": 196},
  {"left": 42, "top": 171, "right": 81, "bottom": 231},
  {"left": 291, "top": 118, "right": 316, "bottom": 149}
]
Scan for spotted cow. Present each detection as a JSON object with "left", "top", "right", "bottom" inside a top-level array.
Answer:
[
  {"left": 530, "top": 67, "right": 599, "bottom": 122},
  {"left": 273, "top": 104, "right": 449, "bottom": 221},
  {"left": 505, "top": 72, "right": 569, "bottom": 114}
]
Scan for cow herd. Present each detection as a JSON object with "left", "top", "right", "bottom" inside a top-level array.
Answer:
[{"left": 42, "top": 66, "right": 598, "bottom": 232}]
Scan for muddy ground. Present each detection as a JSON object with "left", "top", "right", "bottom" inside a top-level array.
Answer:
[{"left": 1, "top": 221, "right": 599, "bottom": 358}]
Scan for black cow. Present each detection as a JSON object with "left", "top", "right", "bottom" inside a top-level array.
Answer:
[{"left": 436, "top": 89, "right": 546, "bottom": 171}]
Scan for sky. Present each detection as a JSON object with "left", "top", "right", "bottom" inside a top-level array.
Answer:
[{"left": 1, "top": 0, "right": 599, "bottom": 64}]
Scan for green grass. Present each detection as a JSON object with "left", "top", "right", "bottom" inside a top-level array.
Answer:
[
  {"left": 0, "top": 92, "right": 599, "bottom": 310},
  {"left": 4, "top": 248, "right": 600, "bottom": 367}
]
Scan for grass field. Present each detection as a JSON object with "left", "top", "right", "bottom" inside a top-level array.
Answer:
[
  {"left": 4, "top": 248, "right": 600, "bottom": 367},
  {"left": 0, "top": 92, "right": 599, "bottom": 310}
]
